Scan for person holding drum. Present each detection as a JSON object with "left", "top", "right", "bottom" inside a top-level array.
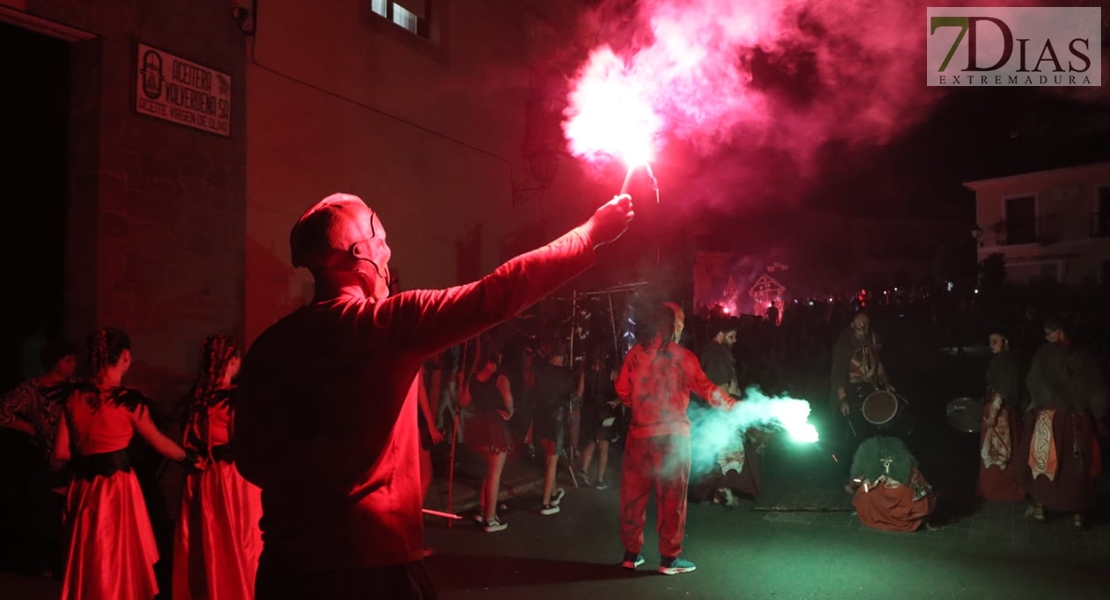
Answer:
[
  {"left": 1016, "top": 317, "right": 1108, "bottom": 529},
  {"left": 831, "top": 312, "right": 896, "bottom": 437},
  {"left": 977, "top": 327, "right": 1026, "bottom": 502}
]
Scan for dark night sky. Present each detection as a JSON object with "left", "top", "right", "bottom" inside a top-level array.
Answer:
[
  {"left": 811, "top": 86, "right": 1110, "bottom": 220},
  {"left": 670, "top": 77, "right": 1110, "bottom": 232}
]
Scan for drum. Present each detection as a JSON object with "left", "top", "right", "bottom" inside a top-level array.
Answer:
[
  {"left": 861, "top": 390, "right": 913, "bottom": 436},
  {"left": 945, "top": 397, "right": 981, "bottom": 433},
  {"left": 862, "top": 390, "right": 899, "bottom": 426}
]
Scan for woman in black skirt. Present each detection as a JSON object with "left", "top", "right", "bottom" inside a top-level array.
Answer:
[{"left": 460, "top": 341, "right": 513, "bottom": 532}]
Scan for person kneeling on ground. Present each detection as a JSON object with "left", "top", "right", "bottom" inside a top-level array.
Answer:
[{"left": 850, "top": 436, "right": 935, "bottom": 532}]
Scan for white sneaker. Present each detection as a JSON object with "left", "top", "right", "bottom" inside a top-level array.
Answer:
[
  {"left": 551, "top": 488, "right": 566, "bottom": 507},
  {"left": 483, "top": 516, "right": 508, "bottom": 532},
  {"left": 539, "top": 503, "right": 560, "bottom": 515}
]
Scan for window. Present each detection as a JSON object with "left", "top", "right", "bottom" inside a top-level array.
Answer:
[
  {"left": 371, "top": 0, "right": 429, "bottom": 38},
  {"left": 1004, "top": 195, "right": 1035, "bottom": 244}
]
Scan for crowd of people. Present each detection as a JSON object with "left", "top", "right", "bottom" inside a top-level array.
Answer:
[{"left": 2, "top": 187, "right": 1109, "bottom": 600}]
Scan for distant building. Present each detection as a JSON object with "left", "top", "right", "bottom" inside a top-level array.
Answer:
[{"left": 967, "top": 162, "right": 1110, "bottom": 285}]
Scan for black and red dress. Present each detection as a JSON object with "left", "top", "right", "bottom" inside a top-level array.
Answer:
[
  {"left": 465, "top": 372, "right": 512, "bottom": 453},
  {"left": 173, "top": 388, "right": 263, "bottom": 600},
  {"left": 58, "top": 385, "right": 160, "bottom": 600}
]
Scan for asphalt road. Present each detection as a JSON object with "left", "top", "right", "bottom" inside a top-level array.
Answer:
[{"left": 425, "top": 448, "right": 1110, "bottom": 600}]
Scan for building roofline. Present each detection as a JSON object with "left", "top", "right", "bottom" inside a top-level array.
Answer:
[{"left": 963, "top": 161, "right": 1110, "bottom": 191}]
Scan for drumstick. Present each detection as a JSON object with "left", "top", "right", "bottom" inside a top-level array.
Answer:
[{"left": 423, "top": 508, "right": 463, "bottom": 520}]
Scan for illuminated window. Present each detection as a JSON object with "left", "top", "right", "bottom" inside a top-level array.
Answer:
[{"left": 370, "top": 0, "right": 428, "bottom": 38}]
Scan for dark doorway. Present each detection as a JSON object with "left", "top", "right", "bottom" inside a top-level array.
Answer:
[{"left": 0, "top": 22, "right": 71, "bottom": 391}]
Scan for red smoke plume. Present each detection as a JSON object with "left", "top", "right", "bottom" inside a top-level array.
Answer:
[{"left": 562, "top": 0, "right": 1108, "bottom": 207}]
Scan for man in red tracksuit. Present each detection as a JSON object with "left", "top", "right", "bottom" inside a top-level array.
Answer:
[{"left": 615, "top": 304, "right": 731, "bottom": 576}]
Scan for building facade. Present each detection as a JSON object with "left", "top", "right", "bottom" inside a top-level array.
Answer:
[
  {"left": 244, "top": 0, "right": 605, "bottom": 342},
  {"left": 0, "top": 1, "right": 247, "bottom": 402},
  {"left": 968, "top": 162, "right": 1110, "bottom": 285},
  {"left": 0, "top": 0, "right": 609, "bottom": 401}
]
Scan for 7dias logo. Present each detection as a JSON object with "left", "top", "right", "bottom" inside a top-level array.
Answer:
[{"left": 927, "top": 7, "right": 1101, "bottom": 87}]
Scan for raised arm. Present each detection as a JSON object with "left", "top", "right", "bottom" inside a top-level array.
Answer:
[
  {"left": 375, "top": 196, "right": 633, "bottom": 359},
  {"left": 131, "top": 406, "right": 187, "bottom": 461}
]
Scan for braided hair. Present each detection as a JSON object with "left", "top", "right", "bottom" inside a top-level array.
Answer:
[
  {"left": 89, "top": 328, "right": 130, "bottom": 376},
  {"left": 87, "top": 328, "right": 131, "bottom": 411},
  {"left": 183, "top": 335, "right": 239, "bottom": 455}
]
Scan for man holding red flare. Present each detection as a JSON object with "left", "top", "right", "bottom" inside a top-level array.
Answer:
[{"left": 237, "top": 192, "right": 634, "bottom": 599}]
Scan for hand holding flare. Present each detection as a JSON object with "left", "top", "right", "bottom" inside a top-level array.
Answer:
[
  {"left": 564, "top": 46, "right": 663, "bottom": 202},
  {"left": 620, "top": 162, "right": 660, "bottom": 203}
]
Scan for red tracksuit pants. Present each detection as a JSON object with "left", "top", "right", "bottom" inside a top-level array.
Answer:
[{"left": 619, "top": 434, "right": 690, "bottom": 559}]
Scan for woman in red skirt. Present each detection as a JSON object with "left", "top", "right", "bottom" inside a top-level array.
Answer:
[
  {"left": 53, "top": 328, "right": 191, "bottom": 600},
  {"left": 977, "top": 328, "right": 1026, "bottom": 502},
  {"left": 173, "top": 334, "right": 263, "bottom": 600},
  {"left": 460, "top": 340, "right": 513, "bottom": 532}
]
